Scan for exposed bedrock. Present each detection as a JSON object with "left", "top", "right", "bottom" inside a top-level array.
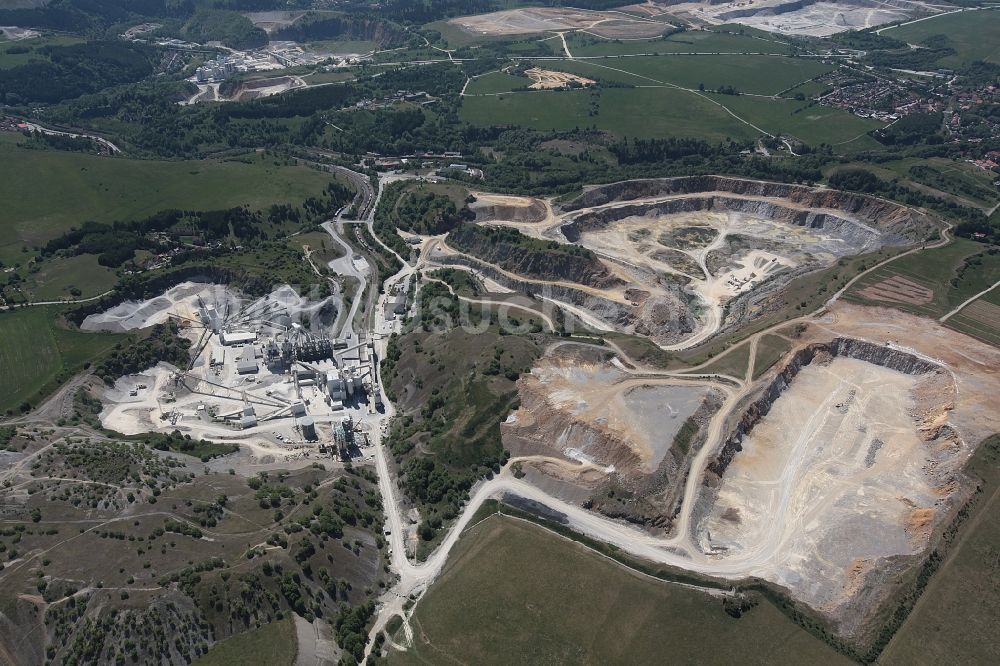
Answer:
[
  {"left": 502, "top": 348, "right": 725, "bottom": 531},
  {"left": 433, "top": 253, "right": 696, "bottom": 344},
  {"left": 714, "top": 0, "right": 920, "bottom": 20},
  {"left": 434, "top": 255, "right": 697, "bottom": 344},
  {"left": 446, "top": 225, "right": 622, "bottom": 289},
  {"left": 563, "top": 195, "right": 899, "bottom": 251},
  {"left": 470, "top": 199, "right": 548, "bottom": 224},
  {"left": 561, "top": 176, "right": 933, "bottom": 243},
  {"left": 433, "top": 253, "right": 630, "bottom": 320},
  {"left": 706, "top": 337, "right": 946, "bottom": 481}
]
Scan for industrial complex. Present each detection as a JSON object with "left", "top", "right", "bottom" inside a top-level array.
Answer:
[{"left": 98, "top": 284, "right": 388, "bottom": 463}]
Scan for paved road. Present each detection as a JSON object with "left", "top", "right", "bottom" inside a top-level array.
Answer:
[
  {"left": 320, "top": 220, "right": 367, "bottom": 339},
  {"left": 20, "top": 121, "right": 121, "bottom": 153}
]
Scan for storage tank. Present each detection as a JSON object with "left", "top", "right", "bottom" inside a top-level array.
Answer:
[{"left": 300, "top": 416, "right": 317, "bottom": 441}]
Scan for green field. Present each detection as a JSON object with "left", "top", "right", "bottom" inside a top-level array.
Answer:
[
  {"left": 846, "top": 239, "right": 1000, "bottom": 318},
  {"left": 194, "top": 619, "right": 297, "bottom": 666},
  {"left": 422, "top": 19, "right": 515, "bottom": 49},
  {"left": 0, "top": 35, "right": 84, "bottom": 69},
  {"left": 546, "top": 54, "right": 832, "bottom": 95},
  {"left": 391, "top": 516, "right": 852, "bottom": 665},
  {"left": 567, "top": 29, "right": 795, "bottom": 57},
  {"left": 752, "top": 334, "right": 792, "bottom": 379},
  {"left": 716, "top": 94, "right": 885, "bottom": 149},
  {"left": 947, "top": 299, "right": 1000, "bottom": 347},
  {"left": 0, "top": 306, "right": 123, "bottom": 413},
  {"left": 783, "top": 78, "right": 833, "bottom": 99},
  {"left": 465, "top": 70, "right": 528, "bottom": 95},
  {"left": 22, "top": 253, "right": 119, "bottom": 301},
  {"left": 460, "top": 82, "right": 881, "bottom": 147},
  {"left": 301, "top": 70, "right": 355, "bottom": 85},
  {"left": 829, "top": 158, "right": 1000, "bottom": 210},
  {"left": 695, "top": 341, "right": 751, "bottom": 379},
  {"left": 880, "top": 435, "right": 1000, "bottom": 664},
  {"left": 0, "top": 136, "right": 334, "bottom": 265},
  {"left": 882, "top": 8, "right": 1000, "bottom": 67},
  {"left": 461, "top": 87, "right": 756, "bottom": 141}
]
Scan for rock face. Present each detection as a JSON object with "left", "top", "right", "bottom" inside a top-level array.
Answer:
[
  {"left": 564, "top": 195, "right": 899, "bottom": 252},
  {"left": 562, "top": 175, "right": 934, "bottom": 243},
  {"left": 272, "top": 16, "right": 405, "bottom": 47},
  {"left": 708, "top": 338, "right": 943, "bottom": 480},
  {"left": 470, "top": 199, "right": 548, "bottom": 224},
  {"left": 446, "top": 224, "right": 622, "bottom": 289},
  {"left": 502, "top": 348, "right": 725, "bottom": 532},
  {"left": 433, "top": 252, "right": 698, "bottom": 344}
]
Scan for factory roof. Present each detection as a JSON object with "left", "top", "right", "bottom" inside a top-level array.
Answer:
[{"left": 221, "top": 330, "right": 257, "bottom": 345}]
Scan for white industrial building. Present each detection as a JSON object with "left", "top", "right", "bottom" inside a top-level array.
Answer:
[{"left": 221, "top": 330, "right": 257, "bottom": 346}]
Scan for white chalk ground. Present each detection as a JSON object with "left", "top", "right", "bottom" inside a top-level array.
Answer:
[
  {"left": 513, "top": 357, "right": 715, "bottom": 474},
  {"left": 570, "top": 209, "right": 848, "bottom": 346},
  {"left": 665, "top": 0, "right": 946, "bottom": 37},
  {"left": 0, "top": 26, "right": 40, "bottom": 41},
  {"left": 697, "top": 357, "right": 943, "bottom": 611},
  {"left": 82, "top": 282, "right": 339, "bottom": 334},
  {"left": 81, "top": 283, "right": 234, "bottom": 332},
  {"left": 432, "top": 191, "right": 885, "bottom": 350},
  {"left": 449, "top": 7, "right": 667, "bottom": 38}
]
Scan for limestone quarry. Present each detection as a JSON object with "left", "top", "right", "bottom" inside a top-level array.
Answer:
[
  {"left": 410, "top": 177, "right": 1000, "bottom": 639},
  {"left": 630, "top": 0, "right": 951, "bottom": 37},
  {"left": 494, "top": 301, "right": 1000, "bottom": 638},
  {"left": 430, "top": 176, "right": 936, "bottom": 349},
  {"left": 502, "top": 344, "right": 725, "bottom": 528},
  {"left": 694, "top": 335, "right": 965, "bottom": 632}
]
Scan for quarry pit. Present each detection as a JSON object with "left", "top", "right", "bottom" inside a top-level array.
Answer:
[
  {"left": 694, "top": 336, "right": 964, "bottom": 631},
  {"left": 436, "top": 176, "right": 936, "bottom": 350},
  {"left": 491, "top": 296, "right": 1000, "bottom": 636}
]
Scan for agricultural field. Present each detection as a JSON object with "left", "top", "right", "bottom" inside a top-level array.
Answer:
[
  {"left": 0, "top": 135, "right": 334, "bottom": 265},
  {"left": 0, "top": 305, "right": 123, "bottom": 413},
  {"left": 461, "top": 87, "right": 756, "bottom": 142},
  {"left": 464, "top": 70, "right": 530, "bottom": 95},
  {"left": 464, "top": 55, "right": 877, "bottom": 147},
  {"left": 881, "top": 8, "right": 1000, "bottom": 67},
  {"left": 390, "top": 516, "right": 852, "bottom": 665},
  {"left": 714, "top": 94, "right": 885, "bottom": 149},
  {"left": 541, "top": 54, "right": 832, "bottom": 95},
  {"left": 846, "top": 239, "right": 1000, "bottom": 319},
  {"left": 945, "top": 297, "right": 1000, "bottom": 347}
]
